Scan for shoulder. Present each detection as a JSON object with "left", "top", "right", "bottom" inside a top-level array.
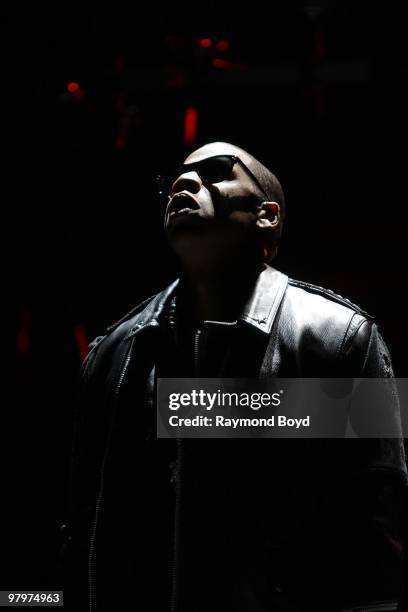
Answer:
[
  {"left": 82, "top": 279, "right": 179, "bottom": 381},
  {"left": 283, "top": 278, "right": 374, "bottom": 335},
  {"left": 287, "top": 278, "right": 374, "bottom": 321},
  {"left": 279, "top": 277, "right": 375, "bottom": 367}
]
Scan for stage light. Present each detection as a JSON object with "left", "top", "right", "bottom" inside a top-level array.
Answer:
[
  {"left": 198, "top": 38, "right": 212, "bottom": 48},
  {"left": 212, "top": 58, "right": 228, "bottom": 69},
  {"left": 73, "top": 325, "right": 89, "bottom": 362},
  {"left": 67, "top": 82, "right": 80, "bottom": 93},
  {"left": 184, "top": 106, "right": 198, "bottom": 145}
]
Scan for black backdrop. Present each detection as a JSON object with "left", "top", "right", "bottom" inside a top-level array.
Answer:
[{"left": 5, "top": 3, "right": 408, "bottom": 597}]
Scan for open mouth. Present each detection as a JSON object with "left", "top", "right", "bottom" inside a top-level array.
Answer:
[{"left": 168, "top": 192, "right": 200, "bottom": 217}]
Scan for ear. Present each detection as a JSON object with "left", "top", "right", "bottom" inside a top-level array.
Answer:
[
  {"left": 256, "top": 202, "right": 282, "bottom": 262},
  {"left": 256, "top": 201, "right": 280, "bottom": 230}
]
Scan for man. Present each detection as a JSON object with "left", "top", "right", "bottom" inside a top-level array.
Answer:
[{"left": 64, "top": 142, "right": 407, "bottom": 611}]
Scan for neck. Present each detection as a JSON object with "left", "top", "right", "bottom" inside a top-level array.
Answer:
[
  {"left": 179, "top": 259, "right": 265, "bottom": 322},
  {"left": 171, "top": 224, "right": 265, "bottom": 322}
]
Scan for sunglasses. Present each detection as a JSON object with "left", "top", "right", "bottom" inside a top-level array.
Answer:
[{"left": 157, "top": 154, "right": 270, "bottom": 201}]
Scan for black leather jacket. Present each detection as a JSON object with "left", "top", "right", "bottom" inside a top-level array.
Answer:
[{"left": 63, "top": 266, "right": 407, "bottom": 612}]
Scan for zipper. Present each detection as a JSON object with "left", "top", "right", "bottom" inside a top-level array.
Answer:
[
  {"left": 193, "top": 327, "right": 202, "bottom": 373},
  {"left": 88, "top": 336, "right": 136, "bottom": 612},
  {"left": 170, "top": 324, "right": 203, "bottom": 611},
  {"left": 170, "top": 326, "right": 202, "bottom": 611},
  {"left": 170, "top": 438, "right": 183, "bottom": 612}
]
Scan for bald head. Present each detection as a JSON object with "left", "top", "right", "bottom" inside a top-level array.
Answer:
[{"left": 185, "top": 141, "right": 285, "bottom": 220}]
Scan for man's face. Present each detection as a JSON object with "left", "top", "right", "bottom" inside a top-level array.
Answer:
[{"left": 164, "top": 143, "right": 266, "bottom": 237}]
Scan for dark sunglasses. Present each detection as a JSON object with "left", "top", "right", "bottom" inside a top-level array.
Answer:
[{"left": 157, "top": 154, "right": 270, "bottom": 201}]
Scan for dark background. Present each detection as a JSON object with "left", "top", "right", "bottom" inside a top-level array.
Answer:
[{"left": 5, "top": 1, "right": 408, "bottom": 595}]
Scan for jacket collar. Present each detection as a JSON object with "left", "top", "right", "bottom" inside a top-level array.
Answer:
[
  {"left": 126, "top": 266, "right": 288, "bottom": 339},
  {"left": 239, "top": 265, "right": 288, "bottom": 334}
]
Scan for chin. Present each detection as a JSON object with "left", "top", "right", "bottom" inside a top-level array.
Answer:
[{"left": 166, "top": 214, "right": 211, "bottom": 237}]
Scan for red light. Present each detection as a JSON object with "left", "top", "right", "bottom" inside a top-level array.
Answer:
[
  {"left": 67, "top": 81, "right": 80, "bottom": 93},
  {"left": 198, "top": 38, "right": 212, "bottom": 48},
  {"left": 212, "top": 58, "right": 228, "bottom": 69},
  {"left": 217, "top": 39, "right": 230, "bottom": 52},
  {"left": 73, "top": 325, "right": 89, "bottom": 362},
  {"left": 184, "top": 106, "right": 198, "bottom": 145}
]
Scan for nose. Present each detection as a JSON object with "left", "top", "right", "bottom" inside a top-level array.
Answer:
[{"left": 171, "top": 171, "right": 202, "bottom": 196}]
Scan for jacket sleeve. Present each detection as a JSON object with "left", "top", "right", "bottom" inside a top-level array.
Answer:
[
  {"left": 57, "top": 334, "right": 109, "bottom": 609},
  {"left": 336, "top": 320, "right": 408, "bottom": 609}
]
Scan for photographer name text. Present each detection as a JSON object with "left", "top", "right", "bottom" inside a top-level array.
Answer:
[{"left": 168, "top": 415, "right": 310, "bottom": 429}]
